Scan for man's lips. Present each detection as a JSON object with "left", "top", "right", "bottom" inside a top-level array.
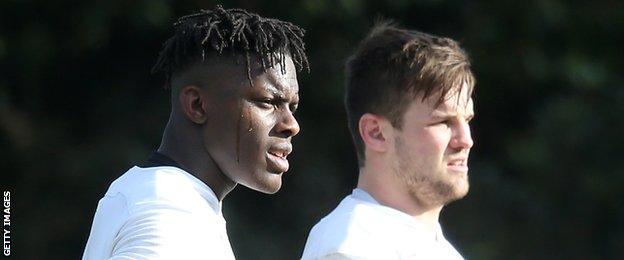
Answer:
[
  {"left": 447, "top": 157, "right": 468, "bottom": 172},
  {"left": 266, "top": 143, "right": 292, "bottom": 173},
  {"left": 267, "top": 152, "right": 289, "bottom": 173}
]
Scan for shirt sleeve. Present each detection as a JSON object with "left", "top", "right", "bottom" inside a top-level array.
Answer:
[
  {"left": 83, "top": 194, "right": 130, "bottom": 260},
  {"left": 110, "top": 205, "right": 233, "bottom": 259}
]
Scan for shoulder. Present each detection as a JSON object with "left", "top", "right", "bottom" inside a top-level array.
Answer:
[
  {"left": 110, "top": 202, "right": 232, "bottom": 259},
  {"left": 104, "top": 166, "right": 216, "bottom": 215},
  {"left": 302, "top": 196, "right": 396, "bottom": 259},
  {"left": 109, "top": 168, "right": 232, "bottom": 258},
  {"left": 105, "top": 166, "right": 193, "bottom": 198},
  {"left": 309, "top": 195, "right": 398, "bottom": 238},
  {"left": 84, "top": 166, "right": 233, "bottom": 259}
]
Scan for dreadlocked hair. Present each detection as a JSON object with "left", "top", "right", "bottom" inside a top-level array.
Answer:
[{"left": 152, "top": 5, "right": 309, "bottom": 89}]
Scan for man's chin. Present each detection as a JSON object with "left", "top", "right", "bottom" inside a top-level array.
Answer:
[
  {"left": 449, "top": 170, "right": 470, "bottom": 196},
  {"left": 435, "top": 177, "right": 469, "bottom": 205},
  {"left": 448, "top": 182, "right": 469, "bottom": 203},
  {"left": 245, "top": 175, "right": 283, "bottom": 194}
]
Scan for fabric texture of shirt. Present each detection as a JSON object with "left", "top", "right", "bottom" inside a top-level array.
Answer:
[
  {"left": 301, "top": 189, "right": 464, "bottom": 260},
  {"left": 82, "top": 165, "right": 235, "bottom": 260}
]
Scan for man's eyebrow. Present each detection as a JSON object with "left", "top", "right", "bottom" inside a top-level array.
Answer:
[{"left": 259, "top": 85, "right": 299, "bottom": 103}]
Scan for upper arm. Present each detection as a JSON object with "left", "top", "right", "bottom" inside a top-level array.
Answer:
[{"left": 83, "top": 193, "right": 130, "bottom": 260}]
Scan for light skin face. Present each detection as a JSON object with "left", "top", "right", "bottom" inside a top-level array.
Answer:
[
  {"left": 203, "top": 57, "right": 300, "bottom": 194},
  {"left": 358, "top": 84, "right": 474, "bottom": 220},
  {"left": 391, "top": 87, "right": 474, "bottom": 208}
]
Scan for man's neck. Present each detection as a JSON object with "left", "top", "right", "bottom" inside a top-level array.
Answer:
[
  {"left": 157, "top": 118, "right": 237, "bottom": 201},
  {"left": 357, "top": 165, "right": 443, "bottom": 235}
]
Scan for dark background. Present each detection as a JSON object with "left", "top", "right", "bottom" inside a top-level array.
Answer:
[{"left": 2, "top": 0, "right": 623, "bottom": 259}]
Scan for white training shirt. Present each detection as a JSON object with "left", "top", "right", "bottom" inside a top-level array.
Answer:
[
  {"left": 82, "top": 166, "right": 235, "bottom": 260},
  {"left": 301, "top": 189, "right": 464, "bottom": 260}
]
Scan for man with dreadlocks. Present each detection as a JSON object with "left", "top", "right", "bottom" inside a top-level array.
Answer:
[
  {"left": 82, "top": 6, "right": 308, "bottom": 259},
  {"left": 302, "top": 22, "right": 473, "bottom": 259}
]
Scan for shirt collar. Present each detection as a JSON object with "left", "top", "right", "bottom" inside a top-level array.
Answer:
[{"left": 141, "top": 151, "right": 183, "bottom": 168}]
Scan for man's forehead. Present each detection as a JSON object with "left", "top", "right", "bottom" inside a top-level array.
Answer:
[
  {"left": 426, "top": 86, "right": 474, "bottom": 115},
  {"left": 429, "top": 95, "right": 473, "bottom": 116},
  {"left": 257, "top": 58, "right": 299, "bottom": 93}
]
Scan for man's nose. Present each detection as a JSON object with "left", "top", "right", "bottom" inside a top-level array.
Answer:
[
  {"left": 452, "top": 121, "right": 473, "bottom": 150},
  {"left": 275, "top": 108, "right": 300, "bottom": 138}
]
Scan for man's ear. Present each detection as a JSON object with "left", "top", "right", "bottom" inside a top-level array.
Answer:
[
  {"left": 179, "top": 85, "right": 209, "bottom": 124},
  {"left": 358, "top": 113, "right": 391, "bottom": 153}
]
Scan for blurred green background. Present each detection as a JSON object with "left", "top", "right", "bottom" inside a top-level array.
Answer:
[{"left": 2, "top": 0, "right": 623, "bottom": 259}]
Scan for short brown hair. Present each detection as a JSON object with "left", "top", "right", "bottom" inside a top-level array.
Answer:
[{"left": 344, "top": 22, "right": 475, "bottom": 165}]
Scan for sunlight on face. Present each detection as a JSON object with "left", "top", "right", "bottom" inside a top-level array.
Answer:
[
  {"left": 202, "top": 56, "right": 300, "bottom": 194},
  {"left": 393, "top": 86, "right": 474, "bottom": 207}
]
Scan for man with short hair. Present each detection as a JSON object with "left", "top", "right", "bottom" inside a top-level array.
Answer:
[
  {"left": 302, "top": 23, "right": 474, "bottom": 259},
  {"left": 82, "top": 6, "right": 308, "bottom": 259}
]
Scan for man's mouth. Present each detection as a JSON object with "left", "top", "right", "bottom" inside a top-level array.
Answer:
[
  {"left": 268, "top": 150, "right": 287, "bottom": 158},
  {"left": 447, "top": 158, "right": 468, "bottom": 173},
  {"left": 266, "top": 144, "right": 292, "bottom": 173}
]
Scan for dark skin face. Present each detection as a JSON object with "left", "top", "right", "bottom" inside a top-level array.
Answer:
[{"left": 158, "top": 55, "right": 300, "bottom": 200}]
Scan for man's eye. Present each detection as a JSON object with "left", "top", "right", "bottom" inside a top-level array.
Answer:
[
  {"left": 257, "top": 100, "right": 276, "bottom": 109},
  {"left": 290, "top": 104, "right": 298, "bottom": 114},
  {"left": 432, "top": 120, "right": 451, "bottom": 127}
]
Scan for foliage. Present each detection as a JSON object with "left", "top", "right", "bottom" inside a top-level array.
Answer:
[{"left": 1, "top": 0, "right": 622, "bottom": 259}]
